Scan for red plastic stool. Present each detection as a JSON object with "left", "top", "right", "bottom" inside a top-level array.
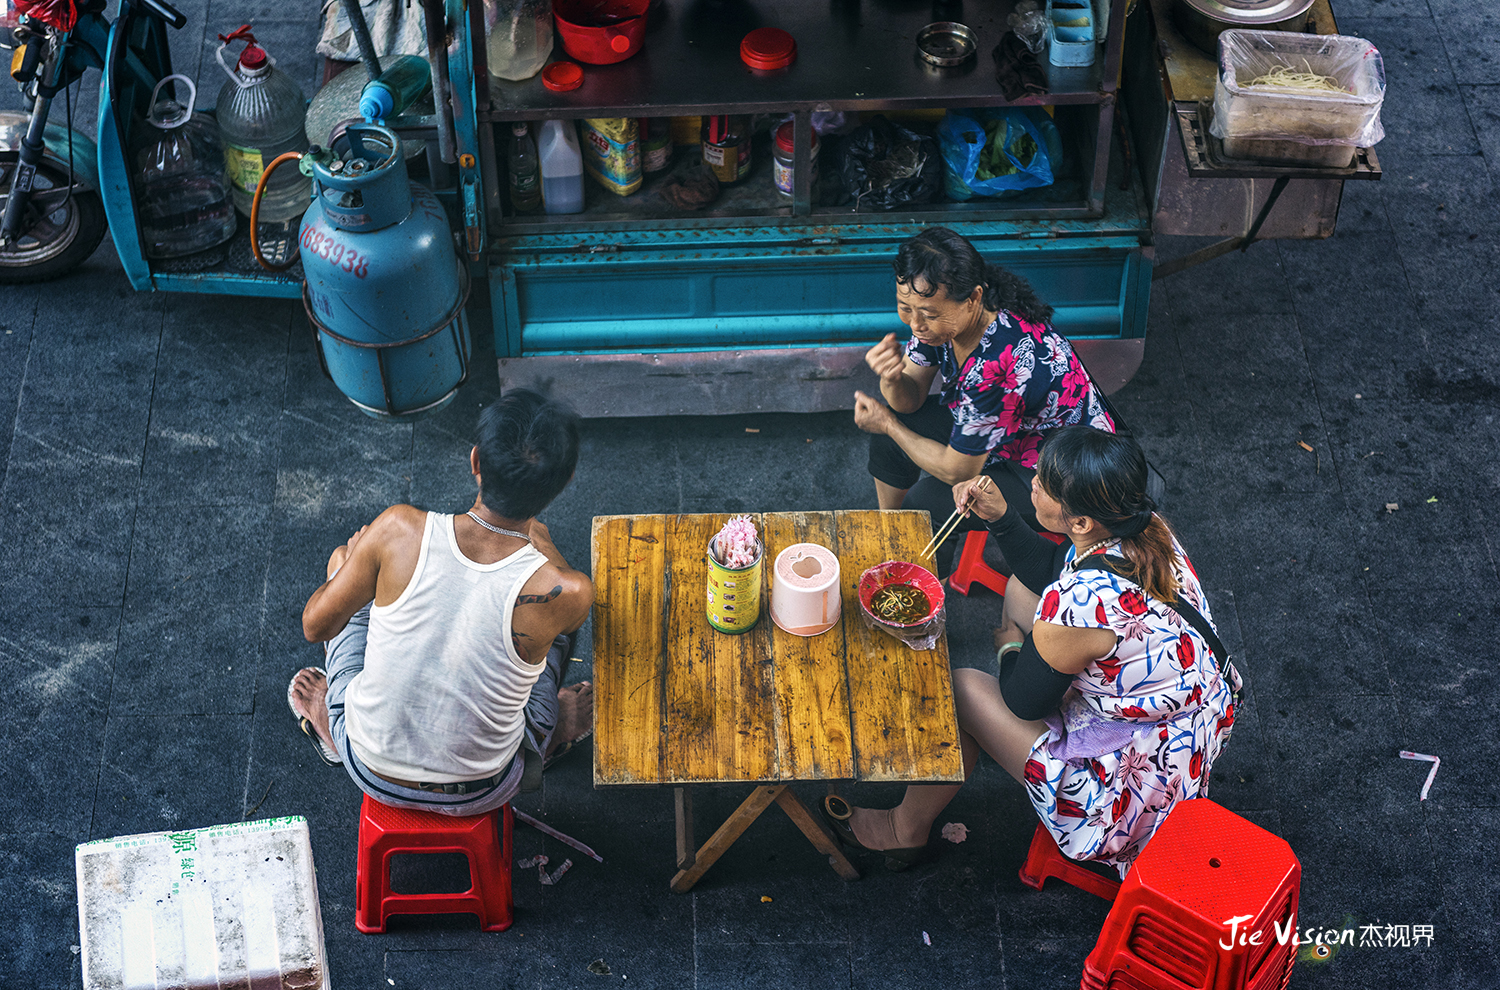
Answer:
[
  {"left": 947, "top": 530, "right": 1009, "bottom": 596},
  {"left": 355, "top": 795, "right": 514, "bottom": 933},
  {"left": 1080, "top": 799, "right": 1301, "bottom": 990},
  {"left": 947, "top": 530, "right": 1067, "bottom": 596},
  {"left": 1019, "top": 821, "right": 1123, "bottom": 901}
]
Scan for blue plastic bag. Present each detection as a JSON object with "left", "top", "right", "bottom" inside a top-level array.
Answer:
[{"left": 938, "top": 109, "right": 1057, "bottom": 201}]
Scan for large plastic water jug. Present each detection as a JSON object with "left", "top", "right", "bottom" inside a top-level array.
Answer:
[
  {"left": 132, "top": 75, "right": 237, "bottom": 258},
  {"left": 214, "top": 25, "right": 312, "bottom": 223},
  {"left": 538, "top": 119, "right": 584, "bottom": 215}
]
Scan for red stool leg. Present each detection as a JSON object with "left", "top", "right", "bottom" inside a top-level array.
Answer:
[
  {"left": 473, "top": 804, "right": 514, "bottom": 932},
  {"left": 1018, "top": 822, "right": 1121, "bottom": 901},
  {"left": 948, "top": 531, "right": 1009, "bottom": 596},
  {"left": 355, "top": 797, "right": 392, "bottom": 933}
]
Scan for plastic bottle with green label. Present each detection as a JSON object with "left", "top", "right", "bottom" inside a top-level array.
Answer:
[
  {"left": 359, "top": 55, "right": 432, "bottom": 123},
  {"left": 214, "top": 26, "right": 312, "bottom": 222}
]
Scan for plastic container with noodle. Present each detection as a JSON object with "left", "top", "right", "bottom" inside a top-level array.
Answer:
[{"left": 858, "top": 561, "right": 946, "bottom": 651}]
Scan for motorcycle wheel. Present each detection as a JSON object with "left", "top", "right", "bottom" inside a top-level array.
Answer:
[{"left": 0, "top": 151, "right": 108, "bottom": 283}]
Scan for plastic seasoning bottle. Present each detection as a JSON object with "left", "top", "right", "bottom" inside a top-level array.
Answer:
[
  {"left": 702, "top": 115, "right": 751, "bottom": 184},
  {"left": 538, "top": 119, "right": 585, "bottom": 215},
  {"left": 640, "top": 117, "right": 672, "bottom": 175},
  {"left": 359, "top": 55, "right": 432, "bottom": 123},
  {"left": 509, "top": 123, "right": 542, "bottom": 212},
  {"left": 772, "top": 120, "right": 818, "bottom": 200},
  {"left": 132, "top": 75, "right": 238, "bottom": 258},
  {"left": 214, "top": 27, "right": 312, "bottom": 222}
]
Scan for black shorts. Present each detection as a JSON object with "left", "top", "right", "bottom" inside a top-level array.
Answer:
[{"left": 866, "top": 394, "right": 1042, "bottom": 570}]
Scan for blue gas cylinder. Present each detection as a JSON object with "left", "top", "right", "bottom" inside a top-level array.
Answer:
[{"left": 299, "top": 124, "right": 470, "bottom": 419}]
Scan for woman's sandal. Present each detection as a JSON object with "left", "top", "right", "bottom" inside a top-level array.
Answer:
[{"left": 819, "top": 795, "right": 929, "bottom": 872}]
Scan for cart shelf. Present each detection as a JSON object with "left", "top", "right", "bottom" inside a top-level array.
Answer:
[{"left": 481, "top": 0, "right": 1116, "bottom": 121}]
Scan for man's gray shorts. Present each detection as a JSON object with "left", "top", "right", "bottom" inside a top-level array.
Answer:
[{"left": 323, "top": 604, "right": 565, "bottom": 816}]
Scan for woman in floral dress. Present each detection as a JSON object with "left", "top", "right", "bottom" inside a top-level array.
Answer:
[
  {"left": 853, "top": 226, "right": 1114, "bottom": 574},
  {"left": 823, "top": 426, "right": 1240, "bottom": 876}
]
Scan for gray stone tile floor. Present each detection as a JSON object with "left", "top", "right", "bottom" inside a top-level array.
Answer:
[{"left": 2, "top": 0, "right": 1497, "bottom": 987}]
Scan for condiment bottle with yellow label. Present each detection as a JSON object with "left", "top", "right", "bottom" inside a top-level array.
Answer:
[{"left": 701, "top": 115, "right": 751, "bottom": 184}]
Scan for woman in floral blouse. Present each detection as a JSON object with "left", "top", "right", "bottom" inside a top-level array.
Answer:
[
  {"left": 854, "top": 227, "right": 1114, "bottom": 574},
  {"left": 823, "top": 427, "right": 1239, "bottom": 877}
]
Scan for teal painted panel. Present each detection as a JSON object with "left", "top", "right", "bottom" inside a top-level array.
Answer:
[{"left": 492, "top": 231, "right": 1149, "bottom": 358}]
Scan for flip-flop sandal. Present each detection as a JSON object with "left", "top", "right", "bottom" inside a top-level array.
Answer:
[
  {"left": 288, "top": 668, "right": 342, "bottom": 767},
  {"left": 542, "top": 682, "right": 593, "bottom": 771}
]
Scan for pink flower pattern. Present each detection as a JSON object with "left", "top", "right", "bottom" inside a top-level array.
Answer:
[
  {"left": 906, "top": 312, "right": 1114, "bottom": 468},
  {"left": 1022, "top": 539, "right": 1241, "bottom": 876}
]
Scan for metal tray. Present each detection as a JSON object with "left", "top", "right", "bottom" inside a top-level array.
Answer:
[{"left": 1175, "top": 102, "right": 1381, "bottom": 180}]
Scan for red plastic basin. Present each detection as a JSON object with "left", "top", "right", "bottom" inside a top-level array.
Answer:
[{"left": 554, "top": 0, "right": 648, "bottom": 65}]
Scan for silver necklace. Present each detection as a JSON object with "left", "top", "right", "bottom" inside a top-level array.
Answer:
[{"left": 466, "top": 511, "right": 532, "bottom": 542}]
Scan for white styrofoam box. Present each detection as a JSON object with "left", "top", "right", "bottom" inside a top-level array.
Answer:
[{"left": 76, "top": 816, "right": 329, "bottom": 990}]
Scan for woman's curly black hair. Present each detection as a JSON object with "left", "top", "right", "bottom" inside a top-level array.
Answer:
[{"left": 893, "top": 227, "right": 1054, "bottom": 325}]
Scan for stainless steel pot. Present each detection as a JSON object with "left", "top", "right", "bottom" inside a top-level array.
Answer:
[{"left": 1172, "top": 0, "right": 1316, "bottom": 55}]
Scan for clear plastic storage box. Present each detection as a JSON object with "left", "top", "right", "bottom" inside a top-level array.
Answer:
[
  {"left": 1210, "top": 29, "right": 1385, "bottom": 167},
  {"left": 76, "top": 817, "right": 329, "bottom": 990}
]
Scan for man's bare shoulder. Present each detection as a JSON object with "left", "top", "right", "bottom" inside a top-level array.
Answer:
[
  {"left": 365, "top": 504, "right": 428, "bottom": 542},
  {"left": 519, "top": 559, "right": 593, "bottom": 606}
]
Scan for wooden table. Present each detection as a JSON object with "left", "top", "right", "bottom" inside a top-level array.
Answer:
[{"left": 591, "top": 510, "right": 965, "bottom": 893}]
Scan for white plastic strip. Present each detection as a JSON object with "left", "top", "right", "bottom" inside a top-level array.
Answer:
[{"left": 1399, "top": 750, "right": 1441, "bottom": 801}]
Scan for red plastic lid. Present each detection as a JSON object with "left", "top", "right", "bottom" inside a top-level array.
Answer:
[
  {"left": 239, "top": 45, "right": 267, "bottom": 70},
  {"left": 774, "top": 120, "right": 819, "bottom": 154},
  {"left": 740, "top": 28, "right": 796, "bottom": 70},
  {"left": 542, "top": 62, "right": 584, "bottom": 92}
]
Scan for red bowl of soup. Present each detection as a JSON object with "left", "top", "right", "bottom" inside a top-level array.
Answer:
[{"left": 858, "top": 560, "right": 945, "bottom": 630}]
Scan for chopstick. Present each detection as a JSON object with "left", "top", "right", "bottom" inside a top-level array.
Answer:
[{"left": 919, "top": 476, "right": 991, "bottom": 560}]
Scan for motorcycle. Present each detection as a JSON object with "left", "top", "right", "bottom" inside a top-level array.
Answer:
[{"left": 0, "top": 0, "right": 185, "bottom": 282}]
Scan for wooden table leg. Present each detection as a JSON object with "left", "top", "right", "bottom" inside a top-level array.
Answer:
[
  {"left": 670, "top": 785, "right": 783, "bottom": 893},
  {"left": 774, "top": 787, "right": 861, "bottom": 881},
  {"left": 674, "top": 786, "right": 695, "bottom": 870}
]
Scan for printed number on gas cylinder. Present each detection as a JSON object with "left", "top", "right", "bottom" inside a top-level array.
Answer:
[{"left": 301, "top": 228, "right": 370, "bottom": 278}]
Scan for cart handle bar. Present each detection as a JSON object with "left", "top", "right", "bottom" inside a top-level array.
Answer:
[
  {"left": 249, "top": 152, "right": 305, "bottom": 272},
  {"left": 139, "top": 0, "right": 187, "bottom": 30}
]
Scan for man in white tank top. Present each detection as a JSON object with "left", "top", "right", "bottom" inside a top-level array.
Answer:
[{"left": 287, "top": 389, "right": 594, "bottom": 815}]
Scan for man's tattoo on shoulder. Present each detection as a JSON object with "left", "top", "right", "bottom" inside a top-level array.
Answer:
[
  {"left": 511, "top": 630, "right": 531, "bottom": 660},
  {"left": 517, "top": 584, "right": 563, "bottom": 606}
]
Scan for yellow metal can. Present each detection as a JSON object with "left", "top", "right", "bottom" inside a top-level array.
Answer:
[{"left": 705, "top": 539, "right": 763, "bottom": 634}]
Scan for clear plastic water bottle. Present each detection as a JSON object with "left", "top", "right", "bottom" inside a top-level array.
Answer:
[
  {"left": 132, "top": 75, "right": 238, "bottom": 258},
  {"left": 214, "top": 26, "right": 312, "bottom": 222},
  {"left": 484, "top": 0, "right": 553, "bottom": 83},
  {"left": 538, "top": 119, "right": 584, "bottom": 215},
  {"left": 509, "top": 123, "right": 542, "bottom": 212}
]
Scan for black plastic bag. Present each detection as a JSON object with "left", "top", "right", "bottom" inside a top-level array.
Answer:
[{"left": 838, "top": 116, "right": 942, "bottom": 211}]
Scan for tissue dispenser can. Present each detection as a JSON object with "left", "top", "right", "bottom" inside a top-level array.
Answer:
[{"left": 771, "top": 543, "right": 841, "bottom": 636}]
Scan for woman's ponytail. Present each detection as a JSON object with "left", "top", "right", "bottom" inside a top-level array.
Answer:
[
  {"left": 981, "top": 262, "right": 1054, "bottom": 326},
  {"left": 1036, "top": 425, "right": 1184, "bottom": 603},
  {"left": 1115, "top": 514, "right": 1181, "bottom": 604}
]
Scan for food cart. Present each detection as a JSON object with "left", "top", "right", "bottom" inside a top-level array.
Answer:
[{"left": 16, "top": 0, "right": 1378, "bottom": 418}]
